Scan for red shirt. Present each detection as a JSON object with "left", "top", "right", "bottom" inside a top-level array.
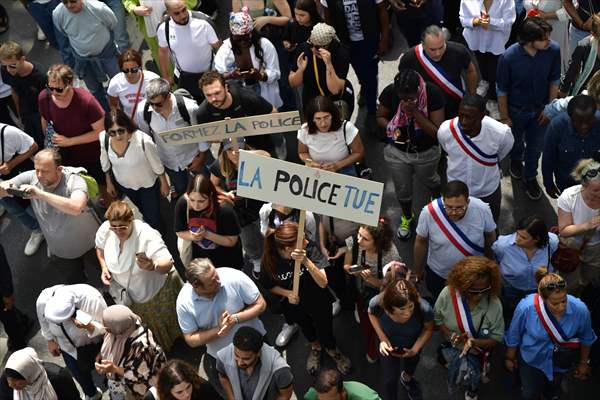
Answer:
[{"left": 38, "top": 88, "right": 104, "bottom": 166}]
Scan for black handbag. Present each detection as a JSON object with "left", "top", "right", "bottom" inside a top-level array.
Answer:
[
  {"left": 553, "top": 346, "right": 579, "bottom": 369},
  {"left": 342, "top": 121, "right": 372, "bottom": 179}
]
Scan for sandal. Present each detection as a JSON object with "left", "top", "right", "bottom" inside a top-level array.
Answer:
[{"left": 0, "top": 5, "right": 8, "bottom": 34}]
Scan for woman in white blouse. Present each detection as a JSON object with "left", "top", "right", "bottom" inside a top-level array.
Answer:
[
  {"left": 100, "top": 108, "right": 169, "bottom": 229},
  {"left": 107, "top": 49, "right": 160, "bottom": 118},
  {"left": 95, "top": 201, "right": 182, "bottom": 352},
  {"left": 523, "top": 0, "right": 570, "bottom": 73},
  {"left": 297, "top": 96, "right": 364, "bottom": 176},
  {"left": 460, "top": 0, "right": 516, "bottom": 100}
]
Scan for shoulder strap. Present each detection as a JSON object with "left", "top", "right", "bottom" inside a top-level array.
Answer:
[
  {"left": 0, "top": 124, "right": 6, "bottom": 165},
  {"left": 59, "top": 322, "right": 77, "bottom": 349},
  {"left": 377, "top": 248, "right": 383, "bottom": 279},
  {"left": 312, "top": 53, "right": 325, "bottom": 96},
  {"left": 103, "top": 132, "right": 112, "bottom": 170},
  {"left": 164, "top": 16, "right": 171, "bottom": 52},
  {"left": 328, "top": 216, "right": 335, "bottom": 237},
  {"left": 351, "top": 234, "right": 359, "bottom": 263},
  {"left": 143, "top": 101, "right": 153, "bottom": 134},
  {"left": 174, "top": 94, "right": 191, "bottom": 125}
]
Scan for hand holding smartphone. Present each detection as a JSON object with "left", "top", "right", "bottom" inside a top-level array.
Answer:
[
  {"left": 6, "top": 187, "right": 30, "bottom": 198},
  {"left": 75, "top": 310, "right": 92, "bottom": 325},
  {"left": 348, "top": 264, "right": 370, "bottom": 274}
]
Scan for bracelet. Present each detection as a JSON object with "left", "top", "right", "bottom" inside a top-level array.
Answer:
[{"left": 233, "top": 314, "right": 240, "bottom": 324}]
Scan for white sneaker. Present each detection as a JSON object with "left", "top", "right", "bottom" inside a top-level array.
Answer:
[
  {"left": 24, "top": 231, "right": 45, "bottom": 256},
  {"left": 486, "top": 100, "right": 500, "bottom": 120},
  {"left": 332, "top": 299, "right": 341, "bottom": 317},
  {"left": 476, "top": 80, "right": 489, "bottom": 97},
  {"left": 465, "top": 391, "right": 478, "bottom": 400},
  {"left": 37, "top": 27, "right": 46, "bottom": 41},
  {"left": 275, "top": 323, "right": 299, "bottom": 347},
  {"left": 0, "top": 204, "right": 5, "bottom": 217}
]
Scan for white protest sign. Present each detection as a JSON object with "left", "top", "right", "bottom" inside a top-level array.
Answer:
[
  {"left": 159, "top": 111, "right": 301, "bottom": 145},
  {"left": 236, "top": 151, "right": 384, "bottom": 226}
]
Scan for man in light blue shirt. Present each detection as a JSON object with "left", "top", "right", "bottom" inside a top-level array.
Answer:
[{"left": 176, "top": 259, "right": 267, "bottom": 396}]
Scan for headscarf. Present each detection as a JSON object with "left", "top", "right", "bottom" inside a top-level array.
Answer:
[
  {"left": 229, "top": 7, "right": 254, "bottom": 35},
  {"left": 386, "top": 73, "right": 429, "bottom": 140},
  {"left": 100, "top": 305, "right": 141, "bottom": 366},
  {"left": 44, "top": 288, "right": 76, "bottom": 324},
  {"left": 309, "top": 23, "right": 338, "bottom": 47},
  {"left": 5, "top": 347, "right": 58, "bottom": 400}
]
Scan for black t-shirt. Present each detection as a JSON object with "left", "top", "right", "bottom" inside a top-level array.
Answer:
[
  {"left": 378, "top": 81, "right": 444, "bottom": 152},
  {"left": 398, "top": 42, "right": 472, "bottom": 117},
  {"left": 174, "top": 196, "right": 244, "bottom": 269},
  {"left": 1, "top": 62, "right": 46, "bottom": 116},
  {"left": 292, "top": 41, "right": 350, "bottom": 109},
  {"left": 209, "top": 161, "right": 264, "bottom": 226},
  {"left": 259, "top": 242, "right": 332, "bottom": 307},
  {"left": 195, "top": 85, "right": 275, "bottom": 153}
]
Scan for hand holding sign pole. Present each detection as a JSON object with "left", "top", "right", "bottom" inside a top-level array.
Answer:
[{"left": 292, "top": 159, "right": 311, "bottom": 297}]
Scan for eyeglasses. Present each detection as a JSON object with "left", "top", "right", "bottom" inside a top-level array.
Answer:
[
  {"left": 584, "top": 167, "right": 600, "bottom": 179},
  {"left": 107, "top": 128, "right": 128, "bottom": 137},
  {"left": 543, "top": 281, "right": 567, "bottom": 291},
  {"left": 443, "top": 204, "right": 467, "bottom": 214},
  {"left": 468, "top": 286, "right": 491, "bottom": 295},
  {"left": 122, "top": 67, "right": 140, "bottom": 74},
  {"left": 149, "top": 99, "right": 165, "bottom": 108},
  {"left": 46, "top": 85, "right": 66, "bottom": 93},
  {"left": 4, "top": 63, "right": 17, "bottom": 70},
  {"left": 109, "top": 223, "right": 130, "bottom": 231}
]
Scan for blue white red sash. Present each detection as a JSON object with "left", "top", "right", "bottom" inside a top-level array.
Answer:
[
  {"left": 534, "top": 294, "right": 580, "bottom": 348},
  {"left": 414, "top": 44, "right": 464, "bottom": 100},
  {"left": 427, "top": 198, "right": 484, "bottom": 257},
  {"left": 450, "top": 287, "right": 477, "bottom": 338},
  {"left": 449, "top": 118, "right": 498, "bottom": 167}
]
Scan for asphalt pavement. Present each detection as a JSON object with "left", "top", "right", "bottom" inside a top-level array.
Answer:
[{"left": 0, "top": 1, "right": 599, "bottom": 399}]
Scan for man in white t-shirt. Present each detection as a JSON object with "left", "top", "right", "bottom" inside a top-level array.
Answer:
[
  {"left": 437, "top": 95, "right": 514, "bottom": 223},
  {"left": 157, "top": 0, "right": 221, "bottom": 101},
  {"left": 413, "top": 180, "right": 497, "bottom": 300},
  {"left": 0, "top": 123, "right": 44, "bottom": 255}
]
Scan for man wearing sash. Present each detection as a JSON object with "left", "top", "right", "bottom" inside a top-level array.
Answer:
[
  {"left": 437, "top": 95, "right": 514, "bottom": 222},
  {"left": 398, "top": 25, "right": 478, "bottom": 118},
  {"left": 496, "top": 16, "right": 561, "bottom": 201},
  {"left": 413, "top": 180, "right": 496, "bottom": 300}
]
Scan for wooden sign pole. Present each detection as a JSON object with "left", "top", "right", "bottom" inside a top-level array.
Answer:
[{"left": 292, "top": 159, "right": 311, "bottom": 297}]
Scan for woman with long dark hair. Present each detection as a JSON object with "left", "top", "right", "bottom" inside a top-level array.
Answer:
[
  {"left": 143, "top": 359, "right": 219, "bottom": 400},
  {"left": 260, "top": 222, "right": 352, "bottom": 375}
]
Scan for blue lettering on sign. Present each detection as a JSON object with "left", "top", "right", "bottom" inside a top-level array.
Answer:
[
  {"left": 225, "top": 121, "right": 247, "bottom": 134},
  {"left": 343, "top": 185, "right": 379, "bottom": 214},
  {"left": 238, "top": 161, "right": 262, "bottom": 189},
  {"left": 364, "top": 192, "right": 380, "bottom": 214}
]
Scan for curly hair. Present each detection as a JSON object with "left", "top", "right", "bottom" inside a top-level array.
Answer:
[
  {"left": 446, "top": 256, "right": 501, "bottom": 297},
  {"left": 360, "top": 217, "right": 393, "bottom": 253}
]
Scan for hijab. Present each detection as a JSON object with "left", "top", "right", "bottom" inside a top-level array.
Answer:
[
  {"left": 100, "top": 305, "right": 141, "bottom": 365},
  {"left": 5, "top": 347, "right": 58, "bottom": 400}
]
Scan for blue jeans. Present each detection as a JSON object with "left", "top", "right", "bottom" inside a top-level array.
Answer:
[
  {"left": 381, "top": 352, "right": 421, "bottom": 400},
  {"left": 27, "top": 0, "right": 73, "bottom": 67},
  {"left": 349, "top": 37, "right": 379, "bottom": 114},
  {"left": 61, "top": 350, "right": 97, "bottom": 397},
  {"left": 165, "top": 168, "right": 190, "bottom": 198},
  {"left": 119, "top": 179, "right": 162, "bottom": 230},
  {"left": 519, "top": 357, "right": 563, "bottom": 400},
  {"left": 0, "top": 197, "right": 39, "bottom": 231},
  {"left": 509, "top": 106, "right": 547, "bottom": 181},
  {"left": 100, "top": 0, "right": 130, "bottom": 53},
  {"left": 569, "top": 25, "right": 589, "bottom": 58}
]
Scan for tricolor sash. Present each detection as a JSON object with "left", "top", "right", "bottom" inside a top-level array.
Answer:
[
  {"left": 427, "top": 198, "right": 484, "bottom": 257},
  {"left": 534, "top": 294, "right": 580, "bottom": 348},
  {"left": 450, "top": 287, "right": 477, "bottom": 338},
  {"left": 449, "top": 118, "right": 498, "bottom": 167},
  {"left": 415, "top": 44, "right": 464, "bottom": 100}
]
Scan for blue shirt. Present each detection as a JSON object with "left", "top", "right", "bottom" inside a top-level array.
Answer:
[
  {"left": 496, "top": 42, "right": 561, "bottom": 108},
  {"left": 492, "top": 233, "right": 559, "bottom": 291},
  {"left": 176, "top": 267, "right": 266, "bottom": 357},
  {"left": 542, "top": 111, "right": 600, "bottom": 190},
  {"left": 505, "top": 294, "right": 597, "bottom": 380}
]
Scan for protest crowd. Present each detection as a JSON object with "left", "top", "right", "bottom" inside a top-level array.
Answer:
[{"left": 3, "top": 0, "right": 600, "bottom": 399}]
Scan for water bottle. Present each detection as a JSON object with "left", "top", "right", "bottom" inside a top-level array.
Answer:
[{"left": 45, "top": 120, "right": 56, "bottom": 148}]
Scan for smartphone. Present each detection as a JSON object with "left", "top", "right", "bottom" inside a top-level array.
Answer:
[
  {"left": 75, "top": 310, "right": 92, "bottom": 325},
  {"left": 6, "top": 187, "right": 30, "bottom": 198},
  {"left": 348, "top": 264, "right": 370, "bottom": 273}
]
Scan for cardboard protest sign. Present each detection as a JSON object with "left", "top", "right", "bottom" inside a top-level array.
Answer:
[
  {"left": 159, "top": 111, "right": 301, "bottom": 145},
  {"left": 236, "top": 151, "right": 384, "bottom": 227}
]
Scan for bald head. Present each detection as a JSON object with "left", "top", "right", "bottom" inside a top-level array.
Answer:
[{"left": 164, "top": 0, "right": 189, "bottom": 24}]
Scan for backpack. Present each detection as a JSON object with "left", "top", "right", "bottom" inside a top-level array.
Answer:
[
  {"left": 142, "top": 90, "right": 193, "bottom": 137},
  {"left": 77, "top": 172, "right": 100, "bottom": 199},
  {"left": 162, "top": 11, "right": 216, "bottom": 72}
]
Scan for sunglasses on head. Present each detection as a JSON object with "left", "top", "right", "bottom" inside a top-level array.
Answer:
[
  {"left": 107, "top": 128, "right": 128, "bottom": 137},
  {"left": 122, "top": 67, "right": 140, "bottom": 74},
  {"left": 46, "top": 84, "right": 66, "bottom": 93},
  {"left": 468, "top": 286, "right": 491, "bottom": 295},
  {"left": 584, "top": 167, "right": 600, "bottom": 179},
  {"left": 543, "top": 281, "right": 567, "bottom": 291}
]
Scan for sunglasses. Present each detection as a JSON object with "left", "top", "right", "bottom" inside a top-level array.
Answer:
[
  {"left": 107, "top": 128, "right": 128, "bottom": 137},
  {"left": 584, "top": 168, "right": 600, "bottom": 179},
  {"left": 46, "top": 85, "right": 66, "bottom": 93},
  {"left": 109, "top": 224, "right": 130, "bottom": 231},
  {"left": 122, "top": 67, "right": 140, "bottom": 74},
  {"left": 4, "top": 63, "right": 18, "bottom": 70},
  {"left": 543, "top": 281, "right": 567, "bottom": 291},
  {"left": 468, "top": 286, "right": 491, "bottom": 295}
]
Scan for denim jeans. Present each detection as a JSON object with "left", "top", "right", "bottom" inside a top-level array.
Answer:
[
  {"left": 27, "top": 0, "right": 74, "bottom": 67},
  {"left": 381, "top": 352, "right": 421, "bottom": 400},
  {"left": 119, "top": 179, "right": 162, "bottom": 230},
  {"left": 61, "top": 350, "right": 97, "bottom": 397},
  {"left": 349, "top": 37, "right": 379, "bottom": 114},
  {"left": 0, "top": 196, "right": 40, "bottom": 231},
  {"left": 509, "top": 106, "right": 547, "bottom": 181},
  {"left": 519, "top": 357, "right": 563, "bottom": 400},
  {"left": 100, "top": 0, "right": 130, "bottom": 53}
]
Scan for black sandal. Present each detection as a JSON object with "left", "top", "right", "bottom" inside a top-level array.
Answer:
[{"left": 0, "top": 5, "right": 9, "bottom": 34}]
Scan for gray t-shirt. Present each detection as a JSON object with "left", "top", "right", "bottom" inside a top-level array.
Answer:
[
  {"left": 215, "top": 360, "right": 293, "bottom": 400},
  {"left": 52, "top": 0, "right": 117, "bottom": 57},
  {"left": 9, "top": 169, "right": 99, "bottom": 258}
]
